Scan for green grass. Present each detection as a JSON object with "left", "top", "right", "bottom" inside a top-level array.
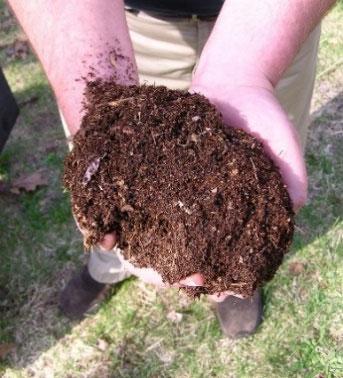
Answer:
[
  {"left": 316, "top": 0, "right": 343, "bottom": 78},
  {"left": 0, "top": 3, "right": 342, "bottom": 378}
]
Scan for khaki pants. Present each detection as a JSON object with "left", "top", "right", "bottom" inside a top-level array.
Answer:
[{"left": 75, "top": 11, "right": 320, "bottom": 283}]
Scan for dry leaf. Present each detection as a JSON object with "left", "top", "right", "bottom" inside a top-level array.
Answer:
[
  {"left": 18, "top": 95, "right": 39, "bottom": 108},
  {"left": 6, "top": 39, "right": 30, "bottom": 60},
  {"left": 289, "top": 261, "right": 305, "bottom": 276},
  {"left": 1, "top": 18, "right": 16, "bottom": 30},
  {"left": 0, "top": 343, "right": 15, "bottom": 359},
  {"left": 11, "top": 170, "right": 48, "bottom": 194}
]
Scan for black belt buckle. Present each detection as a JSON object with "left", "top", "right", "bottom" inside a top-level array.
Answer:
[{"left": 0, "top": 67, "right": 19, "bottom": 153}]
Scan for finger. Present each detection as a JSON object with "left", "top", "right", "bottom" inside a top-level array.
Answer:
[
  {"left": 99, "top": 233, "right": 117, "bottom": 251},
  {"left": 179, "top": 273, "right": 204, "bottom": 287}
]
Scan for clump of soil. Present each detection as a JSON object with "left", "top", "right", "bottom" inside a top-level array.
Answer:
[{"left": 64, "top": 80, "right": 294, "bottom": 297}]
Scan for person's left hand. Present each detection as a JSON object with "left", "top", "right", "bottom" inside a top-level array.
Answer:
[{"left": 188, "top": 72, "right": 307, "bottom": 302}]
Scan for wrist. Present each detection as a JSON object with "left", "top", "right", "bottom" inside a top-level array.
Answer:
[
  {"left": 54, "top": 69, "right": 139, "bottom": 136},
  {"left": 191, "top": 65, "right": 273, "bottom": 100},
  {"left": 192, "top": 1, "right": 332, "bottom": 94},
  {"left": 190, "top": 73, "right": 275, "bottom": 134}
]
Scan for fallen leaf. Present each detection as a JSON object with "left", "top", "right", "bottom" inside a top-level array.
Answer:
[
  {"left": 0, "top": 343, "right": 15, "bottom": 359},
  {"left": 11, "top": 170, "right": 48, "bottom": 194},
  {"left": 1, "top": 17, "right": 15, "bottom": 31},
  {"left": 6, "top": 38, "right": 30, "bottom": 60},
  {"left": 289, "top": 261, "right": 305, "bottom": 276},
  {"left": 18, "top": 95, "right": 39, "bottom": 108}
]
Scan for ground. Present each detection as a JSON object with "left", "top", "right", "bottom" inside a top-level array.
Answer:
[{"left": 0, "top": 1, "right": 342, "bottom": 377}]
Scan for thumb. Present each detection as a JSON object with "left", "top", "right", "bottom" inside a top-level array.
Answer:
[
  {"left": 179, "top": 273, "right": 204, "bottom": 287},
  {"left": 98, "top": 232, "right": 117, "bottom": 251}
]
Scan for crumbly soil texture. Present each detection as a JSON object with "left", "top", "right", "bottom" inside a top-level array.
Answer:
[{"left": 64, "top": 80, "right": 294, "bottom": 297}]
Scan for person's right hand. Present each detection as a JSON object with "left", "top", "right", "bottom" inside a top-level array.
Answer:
[{"left": 188, "top": 70, "right": 308, "bottom": 302}]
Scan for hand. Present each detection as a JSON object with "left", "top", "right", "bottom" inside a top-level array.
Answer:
[{"left": 189, "top": 77, "right": 308, "bottom": 301}]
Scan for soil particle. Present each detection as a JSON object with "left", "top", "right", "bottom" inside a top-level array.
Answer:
[{"left": 64, "top": 80, "right": 294, "bottom": 297}]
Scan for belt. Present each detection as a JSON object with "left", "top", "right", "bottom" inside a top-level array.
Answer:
[{"left": 126, "top": 8, "right": 218, "bottom": 21}]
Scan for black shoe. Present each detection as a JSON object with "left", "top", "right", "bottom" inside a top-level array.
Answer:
[
  {"left": 59, "top": 265, "right": 107, "bottom": 320},
  {"left": 212, "top": 289, "right": 263, "bottom": 339}
]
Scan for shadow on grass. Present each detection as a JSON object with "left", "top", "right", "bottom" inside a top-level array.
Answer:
[
  {"left": 0, "top": 83, "right": 342, "bottom": 374},
  {"left": 296, "top": 91, "right": 342, "bottom": 241}
]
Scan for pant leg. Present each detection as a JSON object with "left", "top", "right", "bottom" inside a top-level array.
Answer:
[
  {"left": 275, "top": 24, "right": 321, "bottom": 150},
  {"left": 88, "top": 246, "right": 131, "bottom": 284},
  {"left": 126, "top": 10, "right": 198, "bottom": 89}
]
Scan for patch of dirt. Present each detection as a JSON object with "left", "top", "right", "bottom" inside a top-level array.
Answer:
[
  {"left": 10, "top": 169, "right": 49, "bottom": 194},
  {"left": 64, "top": 81, "right": 294, "bottom": 298}
]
